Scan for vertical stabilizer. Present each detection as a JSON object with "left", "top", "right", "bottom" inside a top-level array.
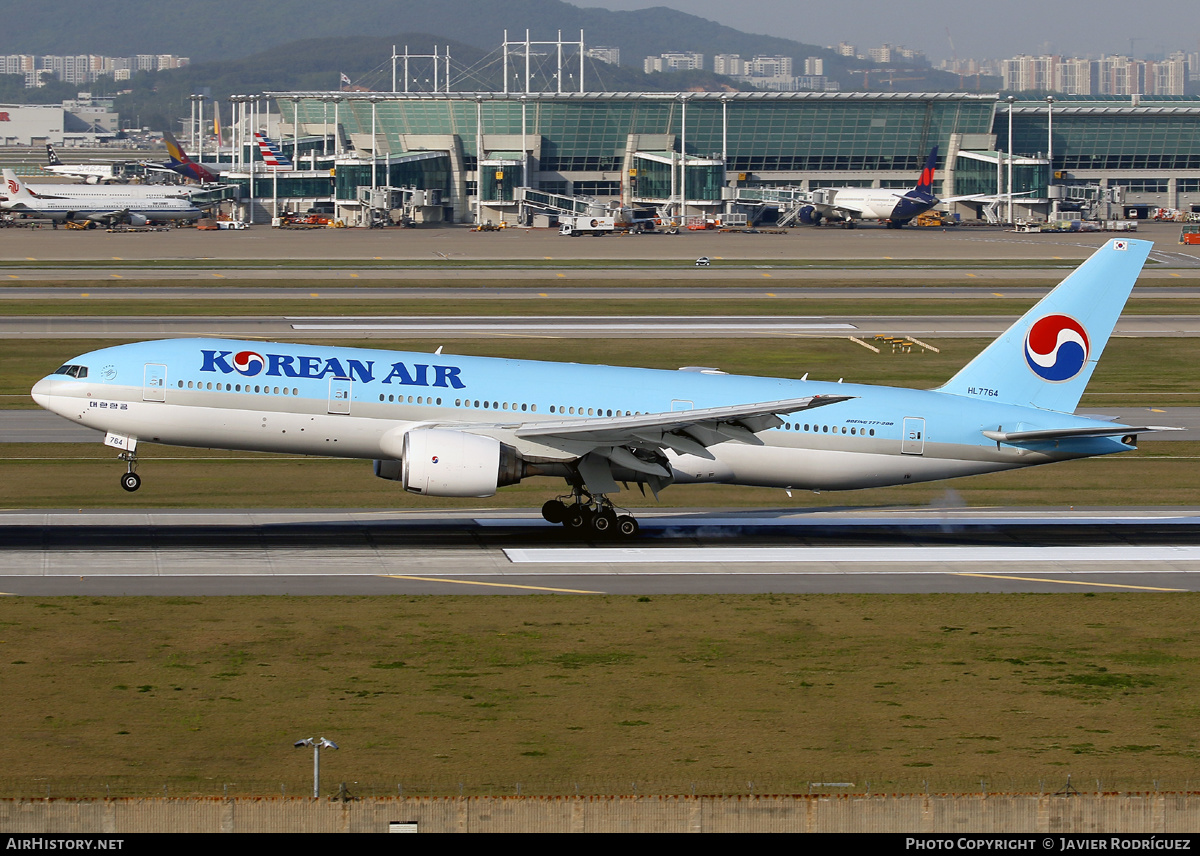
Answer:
[
  {"left": 937, "top": 239, "right": 1152, "bottom": 412},
  {"left": 253, "top": 132, "right": 293, "bottom": 169},
  {"left": 2, "top": 169, "right": 34, "bottom": 198},
  {"left": 160, "top": 131, "right": 218, "bottom": 182},
  {"left": 45, "top": 143, "right": 62, "bottom": 166},
  {"left": 914, "top": 146, "right": 938, "bottom": 195}
]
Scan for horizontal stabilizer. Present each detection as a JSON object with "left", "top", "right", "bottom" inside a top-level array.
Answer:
[{"left": 982, "top": 425, "right": 1184, "bottom": 443}]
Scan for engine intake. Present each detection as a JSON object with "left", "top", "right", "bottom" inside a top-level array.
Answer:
[{"left": 379, "top": 428, "right": 527, "bottom": 497}]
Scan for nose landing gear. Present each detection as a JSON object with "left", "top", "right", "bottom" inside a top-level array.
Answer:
[{"left": 118, "top": 451, "right": 140, "bottom": 492}]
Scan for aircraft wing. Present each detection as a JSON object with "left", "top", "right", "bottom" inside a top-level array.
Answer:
[
  {"left": 812, "top": 200, "right": 865, "bottom": 217},
  {"left": 515, "top": 394, "right": 854, "bottom": 460},
  {"left": 982, "top": 425, "right": 1184, "bottom": 443},
  {"left": 941, "top": 191, "right": 1036, "bottom": 205}
]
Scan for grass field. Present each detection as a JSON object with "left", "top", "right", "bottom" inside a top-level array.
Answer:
[
  {"left": 0, "top": 257, "right": 1092, "bottom": 271},
  {"left": 8, "top": 296, "right": 1200, "bottom": 318},
  {"left": 1, "top": 595, "right": 1197, "bottom": 798}
]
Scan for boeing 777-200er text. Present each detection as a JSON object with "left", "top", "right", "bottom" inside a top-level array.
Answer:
[{"left": 31, "top": 239, "right": 1174, "bottom": 537}]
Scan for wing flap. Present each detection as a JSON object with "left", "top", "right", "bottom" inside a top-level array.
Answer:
[{"left": 514, "top": 394, "right": 853, "bottom": 450}]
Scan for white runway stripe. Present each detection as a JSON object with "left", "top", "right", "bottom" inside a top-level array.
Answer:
[{"left": 504, "top": 545, "right": 1200, "bottom": 565}]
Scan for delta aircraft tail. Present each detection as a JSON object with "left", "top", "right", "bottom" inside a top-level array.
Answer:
[
  {"left": 913, "top": 146, "right": 937, "bottom": 197},
  {"left": 938, "top": 238, "right": 1152, "bottom": 413}
]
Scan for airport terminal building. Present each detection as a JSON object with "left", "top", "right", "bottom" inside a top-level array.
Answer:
[{"left": 231, "top": 90, "right": 1200, "bottom": 226}]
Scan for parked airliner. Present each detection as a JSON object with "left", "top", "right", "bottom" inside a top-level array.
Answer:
[
  {"left": 798, "top": 147, "right": 998, "bottom": 228},
  {"left": 42, "top": 143, "right": 125, "bottom": 184},
  {"left": 31, "top": 240, "right": 1170, "bottom": 537},
  {"left": 158, "top": 131, "right": 222, "bottom": 184},
  {"left": 1, "top": 170, "right": 202, "bottom": 225}
]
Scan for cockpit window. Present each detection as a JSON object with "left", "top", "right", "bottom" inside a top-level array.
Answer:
[{"left": 53, "top": 364, "right": 88, "bottom": 379}]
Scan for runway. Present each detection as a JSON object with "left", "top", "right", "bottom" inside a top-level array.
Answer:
[
  {"left": 3, "top": 508, "right": 1200, "bottom": 596},
  {"left": 0, "top": 221, "right": 1195, "bottom": 265},
  {"left": 6, "top": 286, "right": 1200, "bottom": 302},
  {"left": 7, "top": 313, "right": 1200, "bottom": 338}
]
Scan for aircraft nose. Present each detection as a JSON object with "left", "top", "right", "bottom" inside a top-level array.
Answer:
[{"left": 31, "top": 376, "right": 56, "bottom": 409}]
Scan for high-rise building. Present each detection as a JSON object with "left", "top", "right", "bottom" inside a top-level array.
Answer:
[
  {"left": 586, "top": 46, "right": 620, "bottom": 66},
  {"left": 1148, "top": 52, "right": 1187, "bottom": 95},
  {"left": 643, "top": 51, "right": 704, "bottom": 74},
  {"left": 713, "top": 54, "right": 742, "bottom": 76}
]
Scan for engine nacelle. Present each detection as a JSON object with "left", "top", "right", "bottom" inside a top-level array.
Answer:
[
  {"left": 797, "top": 205, "right": 817, "bottom": 225},
  {"left": 373, "top": 459, "right": 403, "bottom": 481},
  {"left": 128, "top": 213, "right": 149, "bottom": 227},
  {"left": 400, "top": 428, "right": 525, "bottom": 497}
]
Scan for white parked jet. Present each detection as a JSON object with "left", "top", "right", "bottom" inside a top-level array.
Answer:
[
  {"left": 31, "top": 240, "right": 1173, "bottom": 537},
  {"left": 797, "top": 147, "right": 1004, "bottom": 228},
  {"left": 1, "top": 170, "right": 202, "bottom": 225},
  {"left": 42, "top": 143, "right": 126, "bottom": 184}
]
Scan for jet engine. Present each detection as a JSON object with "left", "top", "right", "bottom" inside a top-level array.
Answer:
[{"left": 374, "top": 428, "right": 527, "bottom": 497}]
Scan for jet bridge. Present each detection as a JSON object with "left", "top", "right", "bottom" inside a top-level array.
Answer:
[
  {"left": 517, "top": 187, "right": 603, "bottom": 219},
  {"left": 724, "top": 185, "right": 813, "bottom": 227}
]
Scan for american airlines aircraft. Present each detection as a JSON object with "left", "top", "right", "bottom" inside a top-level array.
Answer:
[{"left": 30, "top": 240, "right": 1171, "bottom": 537}]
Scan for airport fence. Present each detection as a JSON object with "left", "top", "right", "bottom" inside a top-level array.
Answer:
[
  {"left": 5, "top": 792, "right": 1200, "bottom": 833},
  {"left": 3, "top": 773, "right": 1200, "bottom": 801}
]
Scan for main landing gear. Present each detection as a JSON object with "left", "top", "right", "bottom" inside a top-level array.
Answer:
[
  {"left": 118, "top": 451, "right": 141, "bottom": 492},
  {"left": 541, "top": 489, "right": 640, "bottom": 538}
]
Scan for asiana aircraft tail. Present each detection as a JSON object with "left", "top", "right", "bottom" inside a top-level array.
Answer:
[{"left": 30, "top": 239, "right": 1176, "bottom": 538}]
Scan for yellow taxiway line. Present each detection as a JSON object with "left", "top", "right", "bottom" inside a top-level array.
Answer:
[
  {"left": 955, "top": 572, "right": 1185, "bottom": 592},
  {"left": 380, "top": 574, "right": 603, "bottom": 594}
]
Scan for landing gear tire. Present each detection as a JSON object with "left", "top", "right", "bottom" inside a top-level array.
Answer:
[
  {"left": 564, "top": 506, "right": 592, "bottom": 531},
  {"left": 616, "top": 515, "right": 639, "bottom": 538},
  {"left": 541, "top": 500, "right": 566, "bottom": 524},
  {"left": 592, "top": 510, "right": 617, "bottom": 536},
  {"left": 120, "top": 472, "right": 141, "bottom": 492}
]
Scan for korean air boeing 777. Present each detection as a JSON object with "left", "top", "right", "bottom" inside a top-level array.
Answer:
[{"left": 31, "top": 239, "right": 1172, "bottom": 537}]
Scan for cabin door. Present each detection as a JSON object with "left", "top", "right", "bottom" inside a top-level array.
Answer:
[
  {"left": 143, "top": 363, "right": 167, "bottom": 402},
  {"left": 328, "top": 377, "right": 352, "bottom": 414},
  {"left": 901, "top": 417, "right": 926, "bottom": 455}
]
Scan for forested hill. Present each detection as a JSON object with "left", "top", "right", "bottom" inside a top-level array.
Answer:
[{"left": 0, "top": 0, "right": 847, "bottom": 71}]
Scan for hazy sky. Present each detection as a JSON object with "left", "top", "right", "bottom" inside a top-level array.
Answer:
[{"left": 580, "top": 1, "right": 1200, "bottom": 62}]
